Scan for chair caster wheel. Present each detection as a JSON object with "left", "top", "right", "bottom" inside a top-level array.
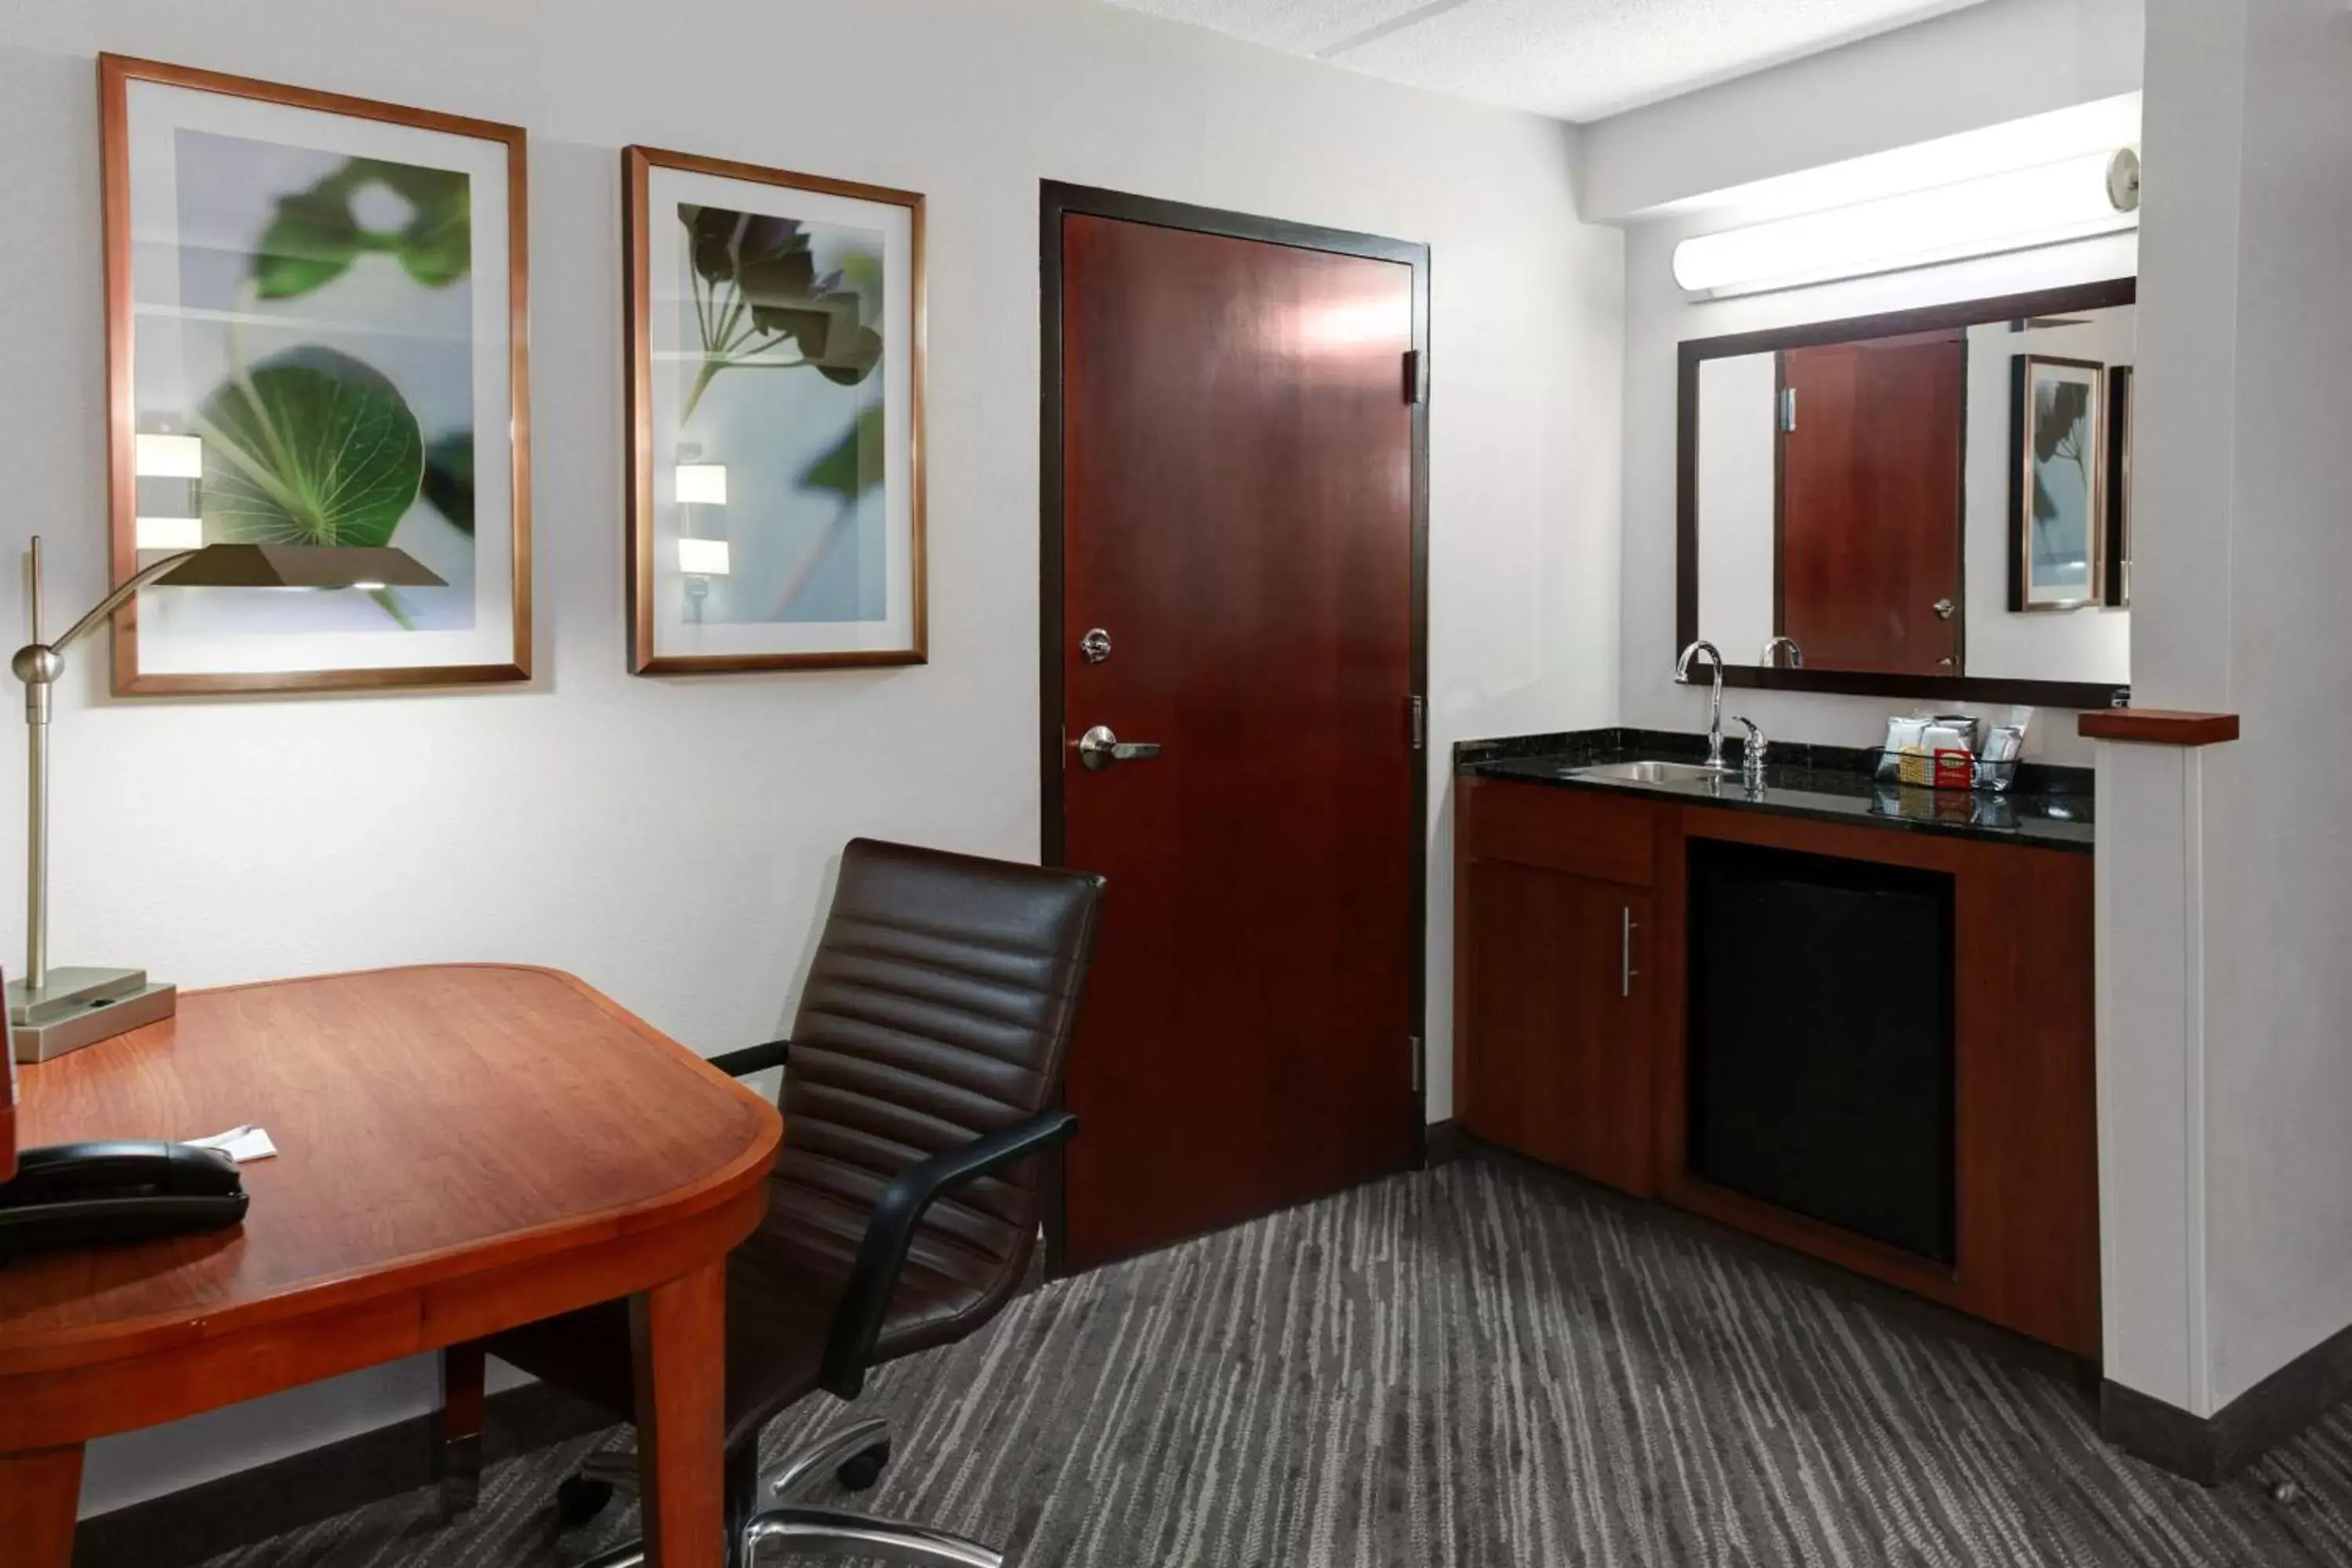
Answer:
[
  {"left": 555, "top": 1473, "right": 616, "bottom": 1529},
  {"left": 836, "top": 1439, "right": 891, "bottom": 1492}
]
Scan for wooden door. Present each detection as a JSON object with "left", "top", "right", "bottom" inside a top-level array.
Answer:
[
  {"left": 1778, "top": 334, "right": 1965, "bottom": 675},
  {"left": 1051, "top": 202, "right": 1422, "bottom": 1272},
  {"left": 1458, "top": 861, "right": 1653, "bottom": 1195}
]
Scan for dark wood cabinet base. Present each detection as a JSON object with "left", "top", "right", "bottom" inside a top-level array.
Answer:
[{"left": 1454, "top": 776, "right": 2100, "bottom": 1359}]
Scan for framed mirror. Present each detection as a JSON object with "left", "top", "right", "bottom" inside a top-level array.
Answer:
[{"left": 1676, "top": 278, "right": 2135, "bottom": 708}]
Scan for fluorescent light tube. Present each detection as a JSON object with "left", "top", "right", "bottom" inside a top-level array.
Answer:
[
  {"left": 675, "top": 463, "right": 728, "bottom": 506},
  {"left": 677, "top": 538, "right": 731, "bottom": 575},
  {"left": 134, "top": 515, "right": 205, "bottom": 551},
  {"left": 135, "top": 433, "right": 204, "bottom": 478},
  {"left": 1673, "top": 149, "right": 2140, "bottom": 299}
]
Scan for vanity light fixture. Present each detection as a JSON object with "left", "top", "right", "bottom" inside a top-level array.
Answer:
[
  {"left": 675, "top": 463, "right": 729, "bottom": 506},
  {"left": 132, "top": 433, "right": 203, "bottom": 478},
  {"left": 134, "top": 431, "right": 206, "bottom": 551},
  {"left": 1673, "top": 148, "right": 2141, "bottom": 299},
  {"left": 133, "top": 515, "right": 205, "bottom": 551},
  {"left": 675, "top": 458, "right": 731, "bottom": 589}
]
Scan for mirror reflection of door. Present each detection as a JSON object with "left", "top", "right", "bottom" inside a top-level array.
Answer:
[
  {"left": 1683, "top": 283, "right": 2133, "bottom": 699},
  {"left": 1776, "top": 332, "right": 1965, "bottom": 677}
]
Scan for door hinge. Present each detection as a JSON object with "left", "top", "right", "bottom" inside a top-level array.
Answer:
[
  {"left": 1410, "top": 1034, "right": 1425, "bottom": 1093},
  {"left": 1403, "top": 349, "right": 1423, "bottom": 405},
  {"left": 1780, "top": 387, "right": 1798, "bottom": 432},
  {"left": 1408, "top": 695, "right": 1426, "bottom": 751}
]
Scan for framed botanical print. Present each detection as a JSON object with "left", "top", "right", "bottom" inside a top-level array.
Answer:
[
  {"left": 624, "top": 145, "right": 925, "bottom": 673},
  {"left": 2105, "top": 365, "right": 2134, "bottom": 608},
  {"left": 2008, "top": 354, "right": 2104, "bottom": 613},
  {"left": 100, "top": 55, "right": 531, "bottom": 694}
]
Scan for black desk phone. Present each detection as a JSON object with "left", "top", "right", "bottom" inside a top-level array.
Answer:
[
  {"left": 2, "top": 974, "right": 252, "bottom": 1261},
  {"left": 0, "top": 1140, "right": 249, "bottom": 1260}
]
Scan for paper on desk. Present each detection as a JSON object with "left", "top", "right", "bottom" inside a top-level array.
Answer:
[{"left": 187, "top": 1124, "right": 278, "bottom": 1163}]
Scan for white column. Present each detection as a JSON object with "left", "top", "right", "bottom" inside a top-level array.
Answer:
[{"left": 2094, "top": 739, "right": 2212, "bottom": 1414}]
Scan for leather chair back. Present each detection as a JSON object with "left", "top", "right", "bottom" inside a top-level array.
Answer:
[{"left": 772, "top": 840, "right": 1104, "bottom": 1346}]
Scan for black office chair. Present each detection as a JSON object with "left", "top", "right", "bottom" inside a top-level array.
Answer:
[{"left": 453, "top": 839, "right": 1105, "bottom": 1567}]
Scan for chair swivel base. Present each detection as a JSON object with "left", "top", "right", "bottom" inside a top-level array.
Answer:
[
  {"left": 561, "top": 1417, "right": 1002, "bottom": 1568},
  {"left": 739, "top": 1506, "right": 1002, "bottom": 1567}
]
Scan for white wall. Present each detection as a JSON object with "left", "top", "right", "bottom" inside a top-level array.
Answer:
[
  {"left": 1962, "top": 310, "right": 2133, "bottom": 685},
  {"left": 1590, "top": 0, "right": 2151, "bottom": 764},
  {"left": 0, "top": 0, "right": 1624, "bottom": 1513},
  {"left": 1590, "top": 0, "right": 2144, "bottom": 764},
  {"left": 1578, "top": 0, "right": 2146, "bottom": 221},
  {"left": 2103, "top": 0, "right": 2352, "bottom": 1416},
  {"left": 1619, "top": 220, "right": 2137, "bottom": 764}
]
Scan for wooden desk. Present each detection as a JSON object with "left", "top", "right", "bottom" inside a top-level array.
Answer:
[{"left": 0, "top": 965, "right": 782, "bottom": 1567}]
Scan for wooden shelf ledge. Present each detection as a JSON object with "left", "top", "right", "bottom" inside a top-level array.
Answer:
[{"left": 2077, "top": 710, "right": 2241, "bottom": 746}]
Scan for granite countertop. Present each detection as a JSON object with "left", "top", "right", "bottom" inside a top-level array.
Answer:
[{"left": 1456, "top": 728, "right": 2095, "bottom": 853}]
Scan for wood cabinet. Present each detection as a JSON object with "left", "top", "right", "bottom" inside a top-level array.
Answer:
[
  {"left": 1453, "top": 775, "right": 2100, "bottom": 1360},
  {"left": 1454, "top": 778, "right": 1658, "bottom": 1197},
  {"left": 1457, "top": 860, "right": 1653, "bottom": 1196}
]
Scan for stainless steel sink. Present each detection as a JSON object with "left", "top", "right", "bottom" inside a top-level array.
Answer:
[{"left": 1566, "top": 759, "right": 1729, "bottom": 785}]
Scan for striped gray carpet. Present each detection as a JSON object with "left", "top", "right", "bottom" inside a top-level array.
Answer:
[{"left": 184, "top": 1157, "right": 2352, "bottom": 1567}]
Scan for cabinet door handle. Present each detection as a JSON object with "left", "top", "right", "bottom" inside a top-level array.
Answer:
[{"left": 1621, "top": 907, "right": 1638, "bottom": 997}]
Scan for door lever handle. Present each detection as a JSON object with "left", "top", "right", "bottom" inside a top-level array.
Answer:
[{"left": 1076, "top": 724, "right": 1163, "bottom": 771}]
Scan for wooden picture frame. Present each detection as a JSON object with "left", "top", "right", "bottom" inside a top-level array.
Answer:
[
  {"left": 2006, "top": 354, "right": 2105, "bottom": 614},
  {"left": 100, "top": 54, "right": 532, "bottom": 694},
  {"left": 624, "top": 146, "right": 927, "bottom": 674}
]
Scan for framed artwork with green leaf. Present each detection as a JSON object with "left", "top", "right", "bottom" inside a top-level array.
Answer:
[
  {"left": 101, "top": 55, "right": 531, "bottom": 693},
  {"left": 624, "top": 146, "right": 924, "bottom": 673}
]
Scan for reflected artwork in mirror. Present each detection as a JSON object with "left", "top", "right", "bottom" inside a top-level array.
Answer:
[
  {"left": 1677, "top": 278, "right": 2135, "bottom": 708},
  {"left": 2106, "top": 365, "right": 2134, "bottom": 608},
  {"left": 2010, "top": 355, "right": 2105, "bottom": 613}
]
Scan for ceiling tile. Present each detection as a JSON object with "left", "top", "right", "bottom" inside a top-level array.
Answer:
[
  {"left": 1103, "top": 0, "right": 1997, "bottom": 123},
  {"left": 1105, "top": 0, "right": 1451, "bottom": 58}
]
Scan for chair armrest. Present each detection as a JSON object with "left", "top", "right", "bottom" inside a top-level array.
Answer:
[
  {"left": 707, "top": 1039, "right": 791, "bottom": 1078},
  {"left": 818, "top": 1109, "right": 1077, "bottom": 1397}
]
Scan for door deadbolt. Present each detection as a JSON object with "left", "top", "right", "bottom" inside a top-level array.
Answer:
[{"left": 1080, "top": 628, "right": 1112, "bottom": 664}]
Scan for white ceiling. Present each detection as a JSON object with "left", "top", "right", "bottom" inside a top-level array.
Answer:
[{"left": 1103, "top": 0, "right": 1998, "bottom": 123}]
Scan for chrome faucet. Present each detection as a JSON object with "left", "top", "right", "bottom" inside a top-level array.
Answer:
[
  {"left": 1675, "top": 640, "right": 1730, "bottom": 772},
  {"left": 1734, "top": 716, "right": 1769, "bottom": 793},
  {"left": 1761, "top": 636, "right": 1804, "bottom": 670}
]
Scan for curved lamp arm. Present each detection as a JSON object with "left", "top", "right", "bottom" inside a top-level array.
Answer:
[{"left": 47, "top": 550, "right": 200, "bottom": 659}]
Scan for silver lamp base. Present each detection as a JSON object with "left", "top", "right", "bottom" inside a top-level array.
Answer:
[{"left": 8, "top": 967, "right": 177, "bottom": 1064}]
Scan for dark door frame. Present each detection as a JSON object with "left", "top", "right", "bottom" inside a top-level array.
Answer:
[{"left": 1036, "top": 180, "right": 1432, "bottom": 1276}]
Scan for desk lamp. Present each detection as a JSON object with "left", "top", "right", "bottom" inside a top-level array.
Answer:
[{"left": 7, "top": 537, "right": 443, "bottom": 1063}]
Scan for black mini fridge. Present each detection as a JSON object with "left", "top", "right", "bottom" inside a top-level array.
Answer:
[{"left": 1686, "top": 838, "right": 1957, "bottom": 1264}]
